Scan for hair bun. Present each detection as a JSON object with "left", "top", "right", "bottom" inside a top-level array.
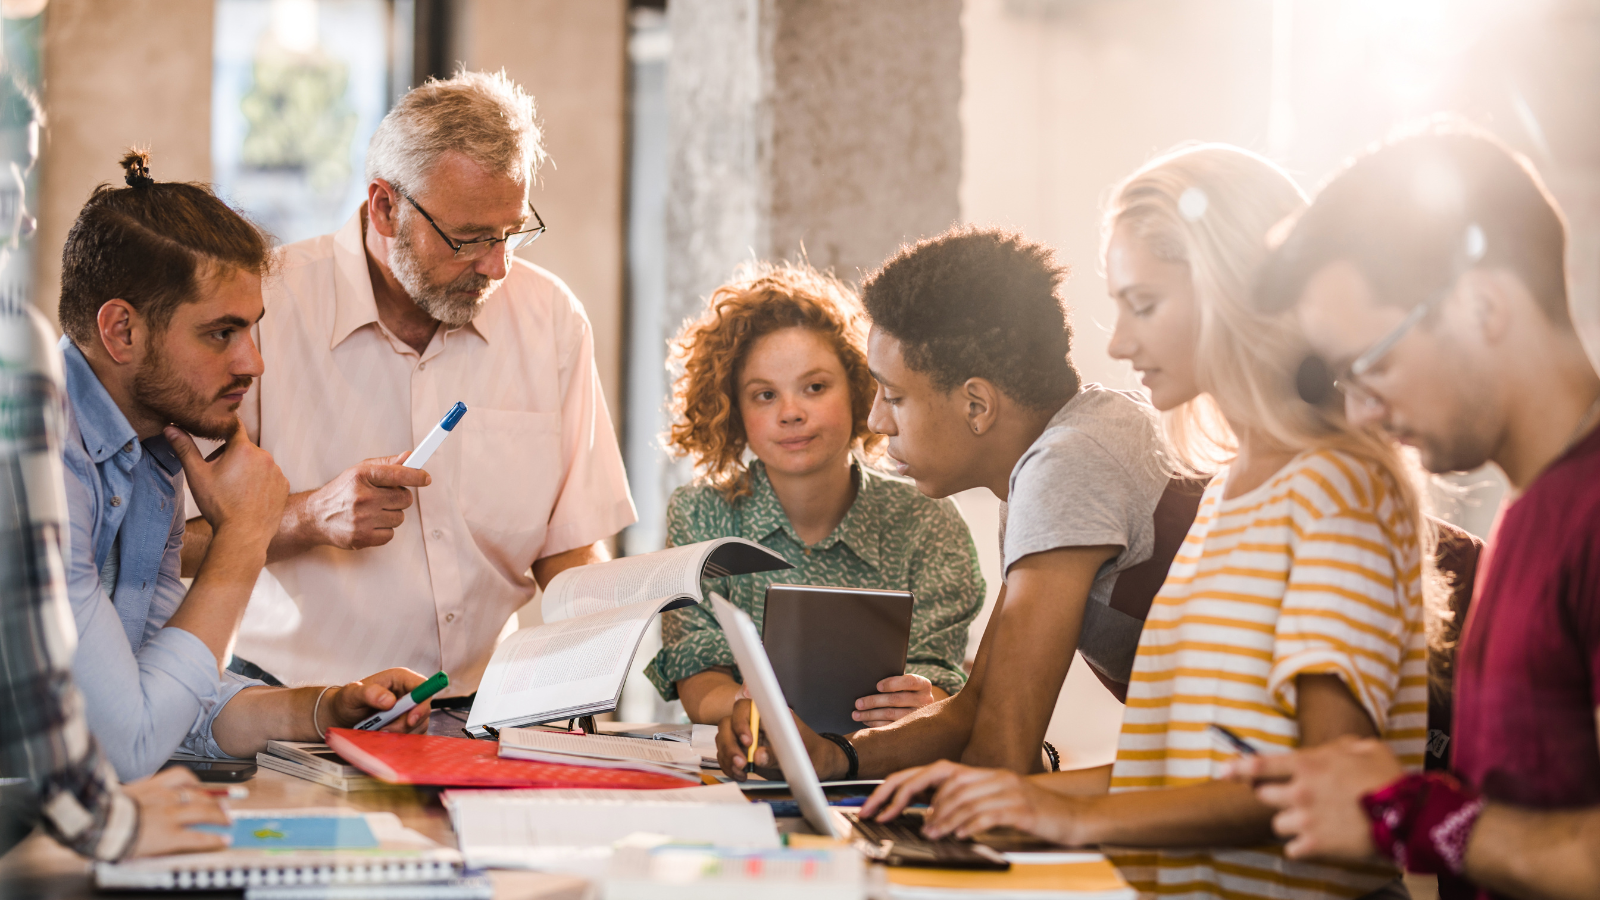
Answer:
[{"left": 120, "top": 148, "right": 154, "bottom": 188}]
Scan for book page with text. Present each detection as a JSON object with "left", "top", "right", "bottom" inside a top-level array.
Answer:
[
  {"left": 539, "top": 542, "right": 710, "bottom": 622},
  {"left": 467, "top": 602, "right": 657, "bottom": 731}
]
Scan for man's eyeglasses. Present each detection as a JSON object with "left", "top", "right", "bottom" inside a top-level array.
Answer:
[
  {"left": 1296, "top": 224, "right": 1485, "bottom": 407},
  {"left": 395, "top": 186, "right": 546, "bottom": 261}
]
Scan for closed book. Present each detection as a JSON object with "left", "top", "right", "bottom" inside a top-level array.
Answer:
[
  {"left": 264, "top": 741, "right": 370, "bottom": 778},
  {"left": 255, "top": 752, "right": 385, "bottom": 792},
  {"left": 496, "top": 728, "right": 700, "bottom": 781},
  {"left": 326, "top": 729, "right": 700, "bottom": 790}
]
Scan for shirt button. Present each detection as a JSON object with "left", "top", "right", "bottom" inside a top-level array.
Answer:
[
  {"left": 419, "top": 362, "right": 427, "bottom": 371},
  {"left": 110, "top": 496, "right": 122, "bottom": 507},
  {"left": 432, "top": 529, "right": 442, "bottom": 540},
  {"left": 445, "top": 613, "right": 455, "bottom": 623},
  {"left": 122, "top": 441, "right": 133, "bottom": 452}
]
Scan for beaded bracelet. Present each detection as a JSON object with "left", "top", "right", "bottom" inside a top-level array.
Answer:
[
  {"left": 1360, "top": 772, "right": 1484, "bottom": 876},
  {"left": 1042, "top": 740, "right": 1061, "bottom": 772},
  {"left": 816, "top": 732, "right": 859, "bottom": 781}
]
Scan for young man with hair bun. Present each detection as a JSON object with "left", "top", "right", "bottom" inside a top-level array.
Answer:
[{"left": 57, "top": 151, "right": 433, "bottom": 781}]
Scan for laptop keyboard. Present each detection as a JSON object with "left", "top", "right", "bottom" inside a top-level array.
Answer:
[{"left": 844, "top": 810, "right": 1011, "bottom": 870}]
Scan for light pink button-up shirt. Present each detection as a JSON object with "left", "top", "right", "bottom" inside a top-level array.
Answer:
[{"left": 226, "top": 209, "right": 636, "bottom": 693}]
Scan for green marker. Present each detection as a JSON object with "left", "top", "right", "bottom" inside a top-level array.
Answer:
[{"left": 353, "top": 671, "right": 449, "bottom": 731}]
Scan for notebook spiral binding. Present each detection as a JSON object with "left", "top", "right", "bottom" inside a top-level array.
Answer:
[{"left": 95, "top": 859, "right": 461, "bottom": 891}]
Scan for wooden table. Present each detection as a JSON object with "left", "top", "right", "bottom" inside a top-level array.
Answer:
[{"left": 0, "top": 767, "right": 593, "bottom": 900}]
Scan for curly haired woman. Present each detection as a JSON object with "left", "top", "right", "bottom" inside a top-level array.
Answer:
[{"left": 642, "top": 262, "right": 985, "bottom": 728}]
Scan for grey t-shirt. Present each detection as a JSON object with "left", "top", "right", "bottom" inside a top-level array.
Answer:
[{"left": 997, "top": 383, "right": 1171, "bottom": 686}]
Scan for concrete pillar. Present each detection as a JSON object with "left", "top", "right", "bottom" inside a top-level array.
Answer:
[
  {"left": 665, "top": 0, "right": 963, "bottom": 326},
  {"left": 451, "top": 0, "right": 628, "bottom": 425},
  {"left": 36, "top": 0, "right": 214, "bottom": 325}
]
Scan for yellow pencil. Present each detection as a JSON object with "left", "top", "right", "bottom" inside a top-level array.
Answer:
[{"left": 748, "top": 703, "right": 761, "bottom": 767}]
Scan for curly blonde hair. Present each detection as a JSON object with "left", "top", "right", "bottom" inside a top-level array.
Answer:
[{"left": 668, "top": 261, "right": 883, "bottom": 501}]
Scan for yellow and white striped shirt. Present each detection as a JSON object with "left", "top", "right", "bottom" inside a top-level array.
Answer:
[{"left": 1108, "top": 449, "right": 1427, "bottom": 900}]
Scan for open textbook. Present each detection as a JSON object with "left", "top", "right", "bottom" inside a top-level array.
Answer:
[{"left": 465, "top": 538, "right": 790, "bottom": 737}]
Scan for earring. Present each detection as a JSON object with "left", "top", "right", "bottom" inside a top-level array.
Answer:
[{"left": 972, "top": 422, "right": 980, "bottom": 434}]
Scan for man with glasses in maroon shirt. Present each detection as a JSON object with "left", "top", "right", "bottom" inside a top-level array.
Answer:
[{"left": 1231, "top": 125, "right": 1600, "bottom": 900}]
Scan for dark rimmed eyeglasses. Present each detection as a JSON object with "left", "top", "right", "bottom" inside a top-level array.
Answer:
[
  {"left": 395, "top": 186, "right": 546, "bottom": 261},
  {"left": 1296, "top": 225, "right": 1485, "bottom": 407}
]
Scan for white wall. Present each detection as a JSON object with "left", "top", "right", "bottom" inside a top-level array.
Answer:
[{"left": 955, "top": 0, "right": 1600, "bottom": 767}]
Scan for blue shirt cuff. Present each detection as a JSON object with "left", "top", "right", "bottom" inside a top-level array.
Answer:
[{"left": 181, "top": 666, "right": 266, "bottom": 760}]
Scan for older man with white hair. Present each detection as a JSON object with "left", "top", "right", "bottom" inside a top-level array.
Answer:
[{"left": 182, "top": 70, "right": 636, "bottom": 696}]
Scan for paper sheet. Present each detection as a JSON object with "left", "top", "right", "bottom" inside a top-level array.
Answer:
[{"left": 444, "top": 783, "right": 777, "bottom": 871}]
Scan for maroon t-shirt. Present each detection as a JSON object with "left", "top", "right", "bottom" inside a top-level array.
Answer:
[{"left": 1453, "top": 425, "right": 1600, "bottom": 809}]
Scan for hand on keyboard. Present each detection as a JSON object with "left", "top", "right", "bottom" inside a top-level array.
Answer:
[{"left": 844, "top": 809, "right": 1010, "bottom": 871}]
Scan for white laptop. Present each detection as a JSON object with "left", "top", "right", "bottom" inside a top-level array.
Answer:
[{"left": 709, "top": 593, "right": 849, "bottom": 839}]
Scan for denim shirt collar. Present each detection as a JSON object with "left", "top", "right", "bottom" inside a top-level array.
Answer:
[{"left": 59, "top": 337, "right": 181, "bottom": 477}]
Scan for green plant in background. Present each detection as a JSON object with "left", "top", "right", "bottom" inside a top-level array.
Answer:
[{"left": 239, "top": 43, "right": 357, "bottom": 194}]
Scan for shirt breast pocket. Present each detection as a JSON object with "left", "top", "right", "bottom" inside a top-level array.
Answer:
[{"left": 458, "top": 408, "right": 563, "bottom": 537}]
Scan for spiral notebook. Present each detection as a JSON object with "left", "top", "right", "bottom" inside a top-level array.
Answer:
[{"left": 93, "top": 809, "right": 463, "bottom": 891}]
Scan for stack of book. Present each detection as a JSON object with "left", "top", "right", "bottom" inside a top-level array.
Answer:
[
  {"left": 496, "top": 728, "right": 702, "bottom": 781},
  {"left": 256, "top": 741, "right": 386, "bottom": 792}
]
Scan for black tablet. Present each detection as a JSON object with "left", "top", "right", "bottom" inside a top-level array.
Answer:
[{"left": 760, "top": 584, "right": 915, "bottom": 734}]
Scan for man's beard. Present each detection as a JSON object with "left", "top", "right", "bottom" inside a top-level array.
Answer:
[
  {"left": 390, "top": 215, "right": 499, "bottom": 327},
  {"left": 1413, "top": 435, "right": 1490, "bottom": 476},
  {"left": 132, "top": 339, "right": 248, "bottom": 442}
]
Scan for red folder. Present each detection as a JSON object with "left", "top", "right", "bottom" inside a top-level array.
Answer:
[{"left": 326, "top": 729, "right": 697, "bottom": 790}]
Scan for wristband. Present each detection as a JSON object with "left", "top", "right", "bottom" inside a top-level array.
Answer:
[
  {"left": 312, "top": 685, "right": 337, "bottom": 741},
  {"left": 1360, "top": 772, "right": 1484, "bottom": 875},
  {"left": 817, "top": 732, "right": 859, "bottom": 781}
]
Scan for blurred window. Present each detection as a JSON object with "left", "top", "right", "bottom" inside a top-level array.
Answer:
[{"left": 212, "top": 0, "right": 396, "bottom": 244}]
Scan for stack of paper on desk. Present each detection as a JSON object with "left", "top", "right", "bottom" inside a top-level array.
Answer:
[
  {"left": 443, "top": 782, "right": 778, "bottom": 874},
  {"left": 598, "top": 723, "right": 720, "bottom": 768},
  {"left": 497, "top": 728, "right": 701, "bottom": 780},
  {"left": 255, "top": 741, "right": 385, "bottom": 792}
]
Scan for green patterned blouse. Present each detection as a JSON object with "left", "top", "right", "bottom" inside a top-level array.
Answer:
[{"left": 644, "top": 459, "right": 985, "bottom": 701}]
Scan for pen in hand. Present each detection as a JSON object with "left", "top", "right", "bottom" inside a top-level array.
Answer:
[
  {"left": 1210, "top": 723, "right": 1258, "bottom": 756},
  {"left": 402, "top": 402, "right": 467, "bottom": 471},
  {"left": 748, "top": 702, "right": 761, "bottom": 768},
  {"left": 354, "top": 671, "right": 449, "bottom": 731}
]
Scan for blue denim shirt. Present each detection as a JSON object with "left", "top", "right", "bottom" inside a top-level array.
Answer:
[{"left": 58, "top": 337, "right": 261, "bottom": 779}]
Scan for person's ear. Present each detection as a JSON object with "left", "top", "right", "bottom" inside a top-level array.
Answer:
[
  {"left": 368, "top": 179, "right": 400, "bottom": 239},
  {"left": 95, "top": 299, "right": 142, "bottom": 365},
  {"left": 1464, "top": 268, "right": 1520, "bottom": 346},
  {"left": 962, "top": 378, "right": 1000, "bottom": 436}
]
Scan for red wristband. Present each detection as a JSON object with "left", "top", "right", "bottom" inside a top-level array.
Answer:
[{"left": 1360, "top": 772, "right": 1484, "bottom": 876}]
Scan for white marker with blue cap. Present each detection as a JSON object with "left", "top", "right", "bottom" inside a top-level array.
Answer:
[{"left": 402, "top": 401, "right": 467, "bottom": 470}]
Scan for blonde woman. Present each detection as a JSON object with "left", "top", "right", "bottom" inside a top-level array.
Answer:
[{"left": 861, "top": 145, "right": 1429, "bottom": 900}]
